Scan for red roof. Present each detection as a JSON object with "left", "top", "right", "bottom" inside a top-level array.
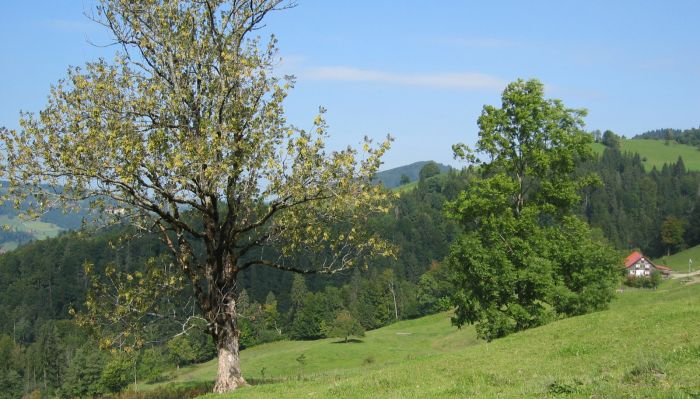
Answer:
[
  {"left": 624, "top": 251, "right": 667, "bottom": 272},
  {"left": 624, "top": 251, "right": 643, "bottom": 268}
]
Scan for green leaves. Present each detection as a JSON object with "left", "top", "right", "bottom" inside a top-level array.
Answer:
[
  {"left": 448, "top": 79, "right": 619, "bottom": 341},
  {"left": 1, "top": 4, "right": 394, "bottom": 388},
  {"left": 322, "top": 310, "right": 365, "bottom": 343},
  {"left": 453, "top": 79, "right": 593, "bottom": 216}
]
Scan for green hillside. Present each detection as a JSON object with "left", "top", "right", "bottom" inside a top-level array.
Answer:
[
  {"left": 395, "top": 139, "right": 699, "bottom": 194},
  {"left": 0, "top": 184, "right": 90, "bottom": 250},
  {"left": 143, "top": 312, "right": 480, "bottom": 392},
  {"left": 143, "top": 283, "right": 700, "bottom": 398},
  {"left": 592, "top": 139, "right": 700, "bottom": 171},
  {"left": 375, "top": 161, "right": 450, "bottom": 189},
  {"left": 392, "top": 174, "right": 436, "bottom": 193},
  {"left": 0, "top": 214, "right": 63, "bottom": 251},
  {"left": 656, "top": 244, "right": 700, "bottom": 272},
  {"left": 392, "top": 170, "right": 456, "bottom": 193}
]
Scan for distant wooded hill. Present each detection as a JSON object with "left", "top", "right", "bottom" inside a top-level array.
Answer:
[
  {"left": 374, "top": 161, "right": 451, "bottom": 188},
  {"left": 0, "top": 161, "right": 456, "bottom": 249}
]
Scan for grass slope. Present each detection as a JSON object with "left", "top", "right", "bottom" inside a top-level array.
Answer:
[
  {"left": 393, "top": 179, "right": 420, "bottom": 193},
  {"left": 375, "top": 161, "right": 450, "bottom": 189},
  {"left": 655, "top": 244, "right": 700, "bottom": 272},
  {"left": 144, "top": 312, "right": 480, "bottom": 392},
  {"left": 592, "top": 139, "right": 700, "bottom": 172},
  {"left": 148, "top": 282, "right": 700, "bottom": 398},
  {"left": 0, "top": 215, "right": 63, "bottom": 251},
  {"left": 392, "top": 172, "right": 448, "bottom": 193}
]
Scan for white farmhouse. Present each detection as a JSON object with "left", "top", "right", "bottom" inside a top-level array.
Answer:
[{"left": 624, "top": 251, "right": 671, "bottom": 277}]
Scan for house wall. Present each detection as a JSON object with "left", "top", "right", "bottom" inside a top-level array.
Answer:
[{"left": 628, "top": 258, "right": 655, "bottom": 277}]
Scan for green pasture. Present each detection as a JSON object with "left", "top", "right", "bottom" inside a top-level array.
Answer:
[
  {"left": 592, "top": 139, "right": 700, "bottom": 171},
  {"left": 139, "top": 281, "right": 700, "bottom": 398},
  {"left": 656, "top": 244, "right": 700, "bottom": 273}
]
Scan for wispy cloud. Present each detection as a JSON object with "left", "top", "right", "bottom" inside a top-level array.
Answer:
[{"left": 302, "top": 66, "right": 506, "bottom": 91}]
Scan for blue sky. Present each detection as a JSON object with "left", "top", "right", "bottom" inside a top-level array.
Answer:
[{"left": 1, "top": 1, "right": 699, "bottom": 169}]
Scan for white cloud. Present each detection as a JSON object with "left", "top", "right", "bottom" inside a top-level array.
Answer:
[{"left": 302, "top": 66, "right": 506, "bottom": 91}]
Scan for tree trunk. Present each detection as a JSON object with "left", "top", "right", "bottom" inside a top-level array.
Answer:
[
  {"left": 212, "top": 304, "right": 246, "bottom": 392},
  {"left": 388, "top": 281, "right": 398, "bottom": 320}
]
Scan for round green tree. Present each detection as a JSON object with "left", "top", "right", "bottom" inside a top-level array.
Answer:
[
  {"left": 448, "top": 79, "right": 620, "bottom": 341},
  {"left": 322, "top": 310, "right": 365, "bottom": 343}
]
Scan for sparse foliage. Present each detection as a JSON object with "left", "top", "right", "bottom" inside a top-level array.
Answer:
[
  {"left": 0, "top": 0, "right": 392, "bottom": 392},
  {"left": 322, "top": 310, "right": 364, "bottom": 343}
]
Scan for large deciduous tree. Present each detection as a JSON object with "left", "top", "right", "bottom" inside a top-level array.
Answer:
[
  {"left": 660, "top": 216, "right": 685, "bottom": 256},
  {"left": 447, "top": 79, "right": 619, "bottom": 341},
  {"left": 0, "top": 0, "right": 392, "bottom": 392}
]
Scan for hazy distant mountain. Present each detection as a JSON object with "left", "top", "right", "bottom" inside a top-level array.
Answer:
[{"left": 374, "top": 161, "right": 451, "bottom": 189}]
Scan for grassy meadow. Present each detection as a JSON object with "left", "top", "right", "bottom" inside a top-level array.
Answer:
[
  {"left": 393, "top": 180, "right": 419, "bottom": 192},
  {"left": 393, "top": 138, "right": 700, "bottom": 194},
  {"left": 592, "top": 139, "right": 700, "bottom": 172},
  {"left": 656, "top": 244, "right": 700, "bottom": 273},
  {"left": 142, "top": 281, "right": 700, "bottom": 398},
  {"left": 143, "top": 312, "right": 481, "bottom": 392},
  {"left": 0, "top": 214, "right": 63, "bottom": 251}
]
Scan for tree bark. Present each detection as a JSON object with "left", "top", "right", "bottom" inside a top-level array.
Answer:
[{"left": 212, "top": 300, "right": 246, "bottom": 392}]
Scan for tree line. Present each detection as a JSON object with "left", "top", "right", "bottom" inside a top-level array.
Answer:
[
  {"left": 634, "top": 126, "right": 700, "bottom": 148},
  {"left": 579, "top": 148, "right": 700, "bottom": 257}
]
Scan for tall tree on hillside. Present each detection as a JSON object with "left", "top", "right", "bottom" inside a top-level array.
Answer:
[
  {"left": 322, "top": 310, "right": 364, "bottom": 343},
  {"left": 686, "top": 195, "right": 700, "bottom": 248},
  {"left": 0, "top": 335, "right": 23, "bottom": 399},
  {"left": 601, "top": 130, "right": 621, "bottom": 149},
  {"left": 419, "top": 162, "right": 441, "bottom": 181},
  {"left": 448, "top": 79, "right": 619, "bottom": 340},
  {"left": 0, "top": 0, "right": 392, "bottom": 392},
  {"left": 660, "top": 216, "right": 685, "bottom": 256},
  {"left": 36, "top": 323, "right": 65, "bottom": 390}
]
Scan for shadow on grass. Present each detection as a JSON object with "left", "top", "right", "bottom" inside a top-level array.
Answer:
[
  {"left": 247, "top": 373, "right": 326, "bottom": 385},
  {"left": 246, "top": 377, "right": 288, "bottom": 385},
  {"left": 331, "top": 338, "right": 364, "bottom": 344},
  {"left": 105, "top": 381, "right": 213, "bottom": 398}
]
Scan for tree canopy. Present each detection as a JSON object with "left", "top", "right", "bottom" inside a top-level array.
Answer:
[
  {"left": 0, "top": 0, "right": 392, "bottom": 392},
  {"left": 447, "top": 79, "right": 620, "bottom": 340}
]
